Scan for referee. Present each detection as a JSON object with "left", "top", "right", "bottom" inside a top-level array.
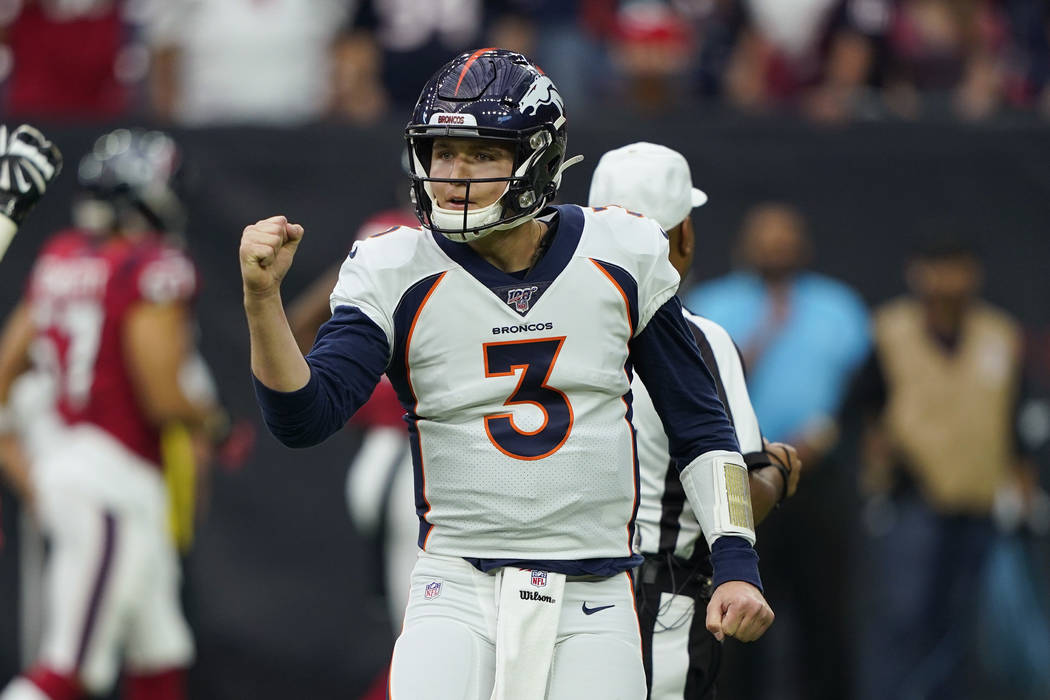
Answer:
[{"left": 589, "top": 142, "right": 802, "bottom": 699}]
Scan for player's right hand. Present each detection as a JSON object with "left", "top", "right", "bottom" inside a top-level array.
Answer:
[
  {"left": 0, "top": 124, "right": 63, "bottom": 225},
  {"left": 706, "top": 580, "right": 774, "bottom": 643},
  {"left": 239, "top": 215, "right": 305, "bottom": 298}
]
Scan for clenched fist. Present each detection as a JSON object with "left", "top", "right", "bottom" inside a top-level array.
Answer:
[
  {"left": 706, "top": 580, "right": 774, "bottom": 642},
  {"left": 239, "top": 215, "right": 304, "bottom": 298}
]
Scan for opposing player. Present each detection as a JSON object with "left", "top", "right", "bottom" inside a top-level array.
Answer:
[
  {"left": 242, "top": 49, "right": 773, "bottom": 698},
  {"left": 589, "top": 142, "right": 802, "bottom": 699},
  {"left": 0, "top": 129, "right": 221, "bottom": 700}
]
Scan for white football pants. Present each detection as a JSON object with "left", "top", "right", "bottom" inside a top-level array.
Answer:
[
  {"left": 389, "top": 552, "right": 647, "bottom": 699},
  {"left": 6, "top": 426, "right": 194, "bottom": 696}
]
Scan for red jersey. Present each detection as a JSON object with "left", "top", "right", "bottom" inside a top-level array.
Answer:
[
  {"left": 5, "top": 2, "right": 127, "bottom": 119},
  {"left": 355, "top": 208, "right": 419, "bottom": 240},
  {"left": 350, "top": 376, "right": 405, "bottom": 430},
  {"left": 26, "top": 229, "right": 198, "bottom": 466}
]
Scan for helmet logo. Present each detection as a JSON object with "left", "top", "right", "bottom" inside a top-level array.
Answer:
[{"left": 519, "top": 76, "right": 564, "bottom": 117}]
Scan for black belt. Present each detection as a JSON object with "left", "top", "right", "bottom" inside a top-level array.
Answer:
[{"left": 636, "top": 554, "right": 714, "bottom": 600}]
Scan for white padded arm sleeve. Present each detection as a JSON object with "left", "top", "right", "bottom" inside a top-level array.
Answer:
[{"left": 680, "top": 449, "right": 757, "bottom": 549}]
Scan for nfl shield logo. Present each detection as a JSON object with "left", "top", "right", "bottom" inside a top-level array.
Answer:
[
  {"left": 424, "top": 580, "right": 442, "bottom": 600},
  {"left": 531, "top": 570, "right": 547, "bottom": 588}
]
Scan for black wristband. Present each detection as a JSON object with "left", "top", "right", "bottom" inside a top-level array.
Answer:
[{"left": 766, "top": 447, "right": 792, "bottom": 504}]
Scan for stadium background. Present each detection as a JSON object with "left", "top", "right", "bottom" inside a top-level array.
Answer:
[
  {"left": 1, "top": 1, "right": 1050, "bottom": 698},
  {"left": 1, "top": 117, "right": 1048, "bottom": 699}
]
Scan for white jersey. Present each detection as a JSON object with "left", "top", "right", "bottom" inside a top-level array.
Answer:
[
  {"left": 329, "top": 205, "right": 682, "bottom": 566},
  {"left": 634, "top": 310, "right": 763, "bottom": 560}
]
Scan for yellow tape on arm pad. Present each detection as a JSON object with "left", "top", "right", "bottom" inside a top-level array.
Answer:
[{"left": 724, "top": 461, "right": 755, "bottom": 531}]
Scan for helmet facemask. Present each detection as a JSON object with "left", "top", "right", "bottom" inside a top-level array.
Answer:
[
  {"left": 406, "top": 119, "right": 569, "bottom": 243},
  {"left": 406, "top": 49, "right": 584, "bottom": 242}
]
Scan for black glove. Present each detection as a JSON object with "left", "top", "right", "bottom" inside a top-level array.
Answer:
[{"left": 0, "top": 124, "right": 63, "bottom": 225}]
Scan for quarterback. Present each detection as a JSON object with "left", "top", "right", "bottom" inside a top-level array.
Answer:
[{"left": 242, "top": 49, "right": 773, "bottom": 699}]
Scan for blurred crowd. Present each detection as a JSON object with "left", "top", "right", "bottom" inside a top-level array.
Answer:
[
  {"left": 682, "top": 202, "right": 1050, "bottom": 700},
  {"left": 2, "top": 0, "right": 1050, "bottom": 125}
]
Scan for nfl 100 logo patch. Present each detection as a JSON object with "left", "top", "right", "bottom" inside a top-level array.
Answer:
[
  {"left": 506, "top": 285, "right": 539, "bottom": 313},
  {"left": 531, "top": 570, "right": 548, "bottom": 588},
  {"left": 424, "top": 580, "right": 442, "bottom": 600},
  {"left": 494, "top": 281, "right": 551, "bottom": 317}
]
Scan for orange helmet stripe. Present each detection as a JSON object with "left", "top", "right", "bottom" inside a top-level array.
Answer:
[{"left": 454, "top": 47, "right": 498, "bottom": 96}]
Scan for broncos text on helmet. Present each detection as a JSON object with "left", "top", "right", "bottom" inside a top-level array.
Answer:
[{"left": 405, "top": 48, "right": 583, "bottom": 242}]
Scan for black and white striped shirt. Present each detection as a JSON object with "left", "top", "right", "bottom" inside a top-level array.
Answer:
[{"left": 633, "top": 308, "right": 767, "bottom": 562}]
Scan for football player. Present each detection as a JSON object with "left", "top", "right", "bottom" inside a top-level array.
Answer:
[
  {"left": 241, "top": 49, "right": 773, "bottom": 699},
  {"left": 0, "top": 129, "right": 221, "bottom": 700},
  {"left": 589, "top": 142, "right": 802, "bottom": 699}
]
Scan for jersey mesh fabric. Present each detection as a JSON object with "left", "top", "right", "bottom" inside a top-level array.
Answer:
[{"left": 327, "top": 207, "right": 677, "bottom": 563}]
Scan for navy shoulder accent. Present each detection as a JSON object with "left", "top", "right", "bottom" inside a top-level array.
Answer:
[
  {"left": 463, "top": 554, "right": 642, "bottom": 577},
  {"left": 429, "top": 205, "right": 583, "bottom": 295},
  {"left": 384, "top": 271, "right": 447, "bottom": 550},
  {"left": 386, "top": 272, "right": 447, "bottom": 411},
  {"left": 590, "top": 258, "right": 639, "bottom": 333},
  {"left": 537, "top": 204, "right": 585, "bottom": 281}
]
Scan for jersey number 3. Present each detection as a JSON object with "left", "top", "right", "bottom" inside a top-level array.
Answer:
[{"left": 483, "top": 337, "right": 573, "bottom": 460}]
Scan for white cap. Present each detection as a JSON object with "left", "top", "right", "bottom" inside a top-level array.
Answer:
[{"left": 587, "top": 142, "right": 708, "bottom": 231}]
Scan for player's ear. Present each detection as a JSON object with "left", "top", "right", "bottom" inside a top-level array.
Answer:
[
  {"left": 666, "top": 220, "right": 693, "bottom": 279},
  {"left": 678, "top": 217, "right": 695, "bottom": 259}
]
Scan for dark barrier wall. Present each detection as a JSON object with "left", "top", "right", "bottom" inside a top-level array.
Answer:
[{"left": 1, "top": 119, "right": 1048, "bottom": 699}]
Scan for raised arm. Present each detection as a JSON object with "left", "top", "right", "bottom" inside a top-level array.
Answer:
[
  {"left": 240, "top": 215, "right": 389, "bottom": 448},
  {"left": 239, "top": 215, "right": 310, "bottom": 391}
]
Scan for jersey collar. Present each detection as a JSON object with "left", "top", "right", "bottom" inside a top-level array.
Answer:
[{"left": 430, "top": 204, "right": 584, "bottom": 292}]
